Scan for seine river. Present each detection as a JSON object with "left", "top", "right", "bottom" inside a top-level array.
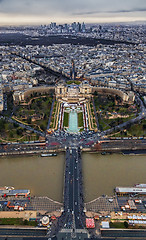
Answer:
[{"left": 0, "top": 153, "right": 146, "bottom": 203}]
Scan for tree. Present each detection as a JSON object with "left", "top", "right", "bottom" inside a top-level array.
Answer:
[
  {"left": 27, "top": 117, "right": 31, "bottom": 124},
  {"left": 24, "top": 219, "right": 28, "bottom": 225},
  {"left": 0, "top": 119, "right": 5, "bottom": 131},
  {"left": 9, "top": 131, "right": 14, "bottom": 139},
  {"left": 36, "top": 99, "right": 42, "bottom": 108},
  {"left": 13, "top": 122, "right": 19, "bottom": 128},
  {"left": 16, "top": 128, "right": 23, "bottom": 136},
  {"left": 40, "top": 124, "right": 45, "bottom": 131},
  {"left": 124, "top": 221, "right": 129, "bottom": 228},
  {"left": 93, "top": 91, "right": 98, "bottom": 96}
]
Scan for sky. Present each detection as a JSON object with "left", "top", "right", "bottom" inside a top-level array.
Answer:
[{"left": 0, "top": 0, "right": 146, "bottom": 25}]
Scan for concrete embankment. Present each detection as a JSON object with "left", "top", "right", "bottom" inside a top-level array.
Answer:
[
  {"left": 83, "top": 147, "right": 146, "bottom": 155},
  {"left": 0, "top": 149, "right": 65, "bottom": 157},
  {"left": 0, "top": 146, "right": 146, "bottom": 157}
]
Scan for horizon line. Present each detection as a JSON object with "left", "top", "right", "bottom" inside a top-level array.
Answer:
[{"left": 0, "top": 20, "right": 146, "bottom": 27}]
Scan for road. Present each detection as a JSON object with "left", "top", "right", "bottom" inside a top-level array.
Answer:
[
  {"left": 0, "top": 227, "right": 47, "bottom": 237},
  {"left": 101, "top": 229, "right": 146, "bottom": 238},
  {"left": 12, "top": 51, "right": 70, "bottom": 80},
  {"left": 64, "top": 147, "right": 85, "bottom": 230},
  {"left": 47, "top": 147, "right": 86, "bottom": 238},
  {"left": 0, "top": 129, "right": 145, "bottom": 157}
]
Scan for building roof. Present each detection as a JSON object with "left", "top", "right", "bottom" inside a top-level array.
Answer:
[
  {"left": 86, "top": 218, "right": 95, "bottom": 228},
  {"left": 101, "top": 221, "right": 110, "bottom": 229},
  {"left": 115, "top": 187, "right": 146, "bottom": 194},
  {"left": 0, "top": 189, "right": 30, "bottom": 196}
]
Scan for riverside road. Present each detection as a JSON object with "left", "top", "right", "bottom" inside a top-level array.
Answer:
[{"left": 0, "top": 134, "right": 145, "bottom": 157}]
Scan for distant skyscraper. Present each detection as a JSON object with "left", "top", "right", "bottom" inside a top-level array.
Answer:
[
  {"left": 64, "top": 23, "right": 68, "bottom": 31},
  {"left": 72, "top": 22, "right": 77, "bottom": 31},
  {"left": 77, "top": 22, "right": 81, "bottom": 32},
  {"left": 50, "top": 22, "right": 56, "bottom": 29},
  {"left": 82, "top": 22, "right": 86, "bottom": 32}
]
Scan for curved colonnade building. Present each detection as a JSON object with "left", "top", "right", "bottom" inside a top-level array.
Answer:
[{"left": 13, "top": 80, "right": 135, "bottom": 104}]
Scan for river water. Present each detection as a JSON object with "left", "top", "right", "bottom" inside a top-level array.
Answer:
[
  {"left": 0, "top": 153, "right": 146, "bottom": 203},
  {"left": 0, "top": 154, "right": 65, "bottom": 203}
]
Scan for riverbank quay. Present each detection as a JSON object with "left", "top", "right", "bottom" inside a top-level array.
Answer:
[
  {"left": 0, "top": 148, "right": 146, "bottom": 157},
  {"left": 0, "top": 194, "right": 63, "bottom": 237},
  {"left": 83, "top": 148, "right": 146, "bottom": 154},
  {"left": 0, "top": 148, "right": 64, "bottom": 157},
  {"left": 0, "top": 147, "right": 145, "bottom": 157},
  {"left": 89, "top": 138, "right": 146, "bottom": 154},
  {"left": 85, "top": 193, "right": 146, "bottom": 238},
  {"left": 0, "top": 211, "right": 37, "bottom": 220},
  {"left": 0, "top": 137, "right": 146, "bottom": 157},
  {"left": 0, "top": 195, "right": 63, "bottom": 214},
  {"left": 85, "top": 195, "right": 146, "bottom": 215}
]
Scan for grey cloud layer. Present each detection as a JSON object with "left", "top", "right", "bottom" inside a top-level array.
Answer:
[
  {"left": 0, "top": 0, "right": 145, "bottom": 16},
  {"left": 74, "top": 8, "right": 146, "bottom": 16}
]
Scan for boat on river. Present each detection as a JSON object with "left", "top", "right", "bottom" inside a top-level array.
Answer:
[{"left": 41, "top": 153, "right": 57, "bottom": 157}]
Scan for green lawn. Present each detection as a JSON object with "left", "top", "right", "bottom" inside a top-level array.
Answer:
[
  {"left": 0, "top": 218, "right": 37, "bottom": 226},
  {"left": 67, "top": 80, "right": 81, "bottom": 85},
  {"left": 94, "top": 93, "right": 140, "bottom": 133},
  {"left": 0, "top": 119, "right": 39, "bottom": 142},
  {"left": 63, "top": 112, "right": 69, "bottom": 127},
  {"left": 127, "top": 119, "right": 146, "bottom": 136},
  {"left": 94, "top": 94, "right": 139, "bottom": 117},
  {"left": 109, "top": 119, "right": 146, "bottom": 137},
  {"left": 78, "top": 112, "right": 84, "bottom": 128},
  {"left": 14, "top": 95, "right": 53, "bottom": 131},
  {"left": 110, "top": 221, "right": 128, "bottom": 229}
]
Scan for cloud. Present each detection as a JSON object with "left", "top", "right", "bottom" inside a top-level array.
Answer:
[
  {"left": 0, "top": 0, "right": 145, "bottom": 24},
  {"left": 73, "top": 8, "right": 146, "bottom": 16},
  {"left": 109, "top": 8, "right": 146, "bottom": 13},
  {"left": 0, "top": 0, "right": 145, "bottom": 15}
]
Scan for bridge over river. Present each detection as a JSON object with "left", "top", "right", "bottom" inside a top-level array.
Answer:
[{"left": 47, "top": 147, "right": 89, "bottom": 239}]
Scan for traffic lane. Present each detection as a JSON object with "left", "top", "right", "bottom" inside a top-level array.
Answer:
[
  {"left": 101, "top": 229, "right": 146, "bottom": 238},
  {"left": 74, "top": 149, "right": 85, "bottom": 229},
  {"left": 0, "top": 228, "right": 47, "bottom": 236},
  {"left": 72, "top": 150, "right": 79, "bottom": 205},
  {"left": 73, "top": 158, "right": 80, "bottom": 228},
  {"left": 68, "top": 151, "right": 74, "bottom": 211},
  {"left": 62, "top": 148, "right": 85, "bottom": 231}
]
